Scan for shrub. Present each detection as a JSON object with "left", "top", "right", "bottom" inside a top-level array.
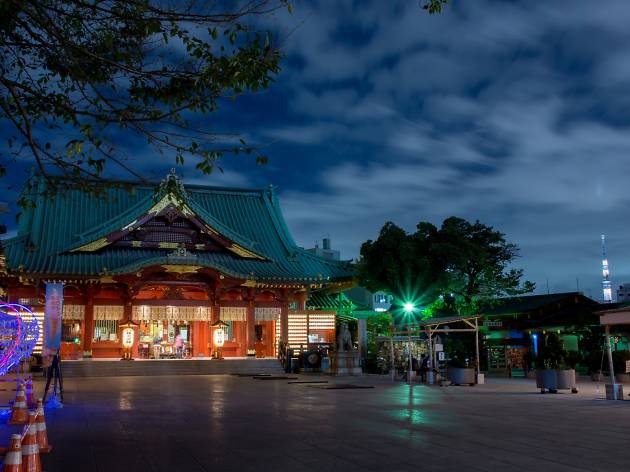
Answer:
[{"left": 612, "top": 350, "right": 630, "bottom": 375}]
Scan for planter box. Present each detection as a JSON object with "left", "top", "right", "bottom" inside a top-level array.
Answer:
[
  {"left": 448, "top": 367, "right": 475, "bottom": 386},
  {"left": 556, "top": 369, "right": 576, "bottom": 389},
  {"left": 535, "top": 370, "right": 556, "bottom": 390},
  {"left": 536, "top": 369, "right": 577, "bottom": 393},
  {"left": 606, "top": 383, "right": 624, "bottom": 400}
]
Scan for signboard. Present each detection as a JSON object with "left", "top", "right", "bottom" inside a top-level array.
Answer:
[
  {"left": 122, "top": 328, "right": 134, "bottom": 349},
  {"left": 483, "top": 321, "right": 503, "bottom": 327},
  {"left": 438, "top": 351, "right": 445, "bottom": 361},
  {"left": 213, "top": 328, "right": 225, "bottom": 347},
  {"left": 44, "top": 282, "right": 63, "bottom": 354},
  {"left": 434, "top": 343, "right": 443, "bottom": 352}
]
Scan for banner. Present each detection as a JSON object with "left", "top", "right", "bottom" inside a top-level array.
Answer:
[{"left": 44, "top": 282, "right": 64, "bottom": 354}]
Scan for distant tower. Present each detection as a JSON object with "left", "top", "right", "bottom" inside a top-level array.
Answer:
[{"left": 601, "top": 234, "right": 613, "bottom": 302}]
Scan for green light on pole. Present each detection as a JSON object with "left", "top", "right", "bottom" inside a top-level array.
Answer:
[{"left": 403, "top": 302, "right": 415, "bottom": 385}]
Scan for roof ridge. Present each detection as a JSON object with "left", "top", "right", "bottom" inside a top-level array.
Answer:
[
  {"left": 261, "top": 188, "right": 298, "bottom": 255},
  {"left": 73, "top": 192, "right": 154, "bottom": 243}
]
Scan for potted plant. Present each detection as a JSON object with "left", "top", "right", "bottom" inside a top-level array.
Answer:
[
  {"left": 447, "top": 356, "right": 476, "bottom": 386},
  {"left": 535, "top": 355, "right": 557, "bottom": 393},
  {"left": 612, "top": 350, "right": 630, "bottom": 383},
  {"left": 556, "top": 350, "right": 578, "bottom": 393},
  {"left": 444, "top": 337, "right": 476, "bottom": 386},
  {"left": 535, "top": 334, "right": 578, "bottom": 394}
]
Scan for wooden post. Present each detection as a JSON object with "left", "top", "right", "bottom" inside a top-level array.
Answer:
[
  {"left": 475, "top": 317, "right": 480, "bottom": 377},
  {"left": 358, "top": 318, "right": 368, "bottom": 359},
  {"left": 390, "top": 331, "right": 395, "bottom": 382},
  {"left": 605, "top": 324, "right": 617, "bottom": 398},
  {"left": 427, "top": 329, "right": 434, "bottom": 385},
  {"left": 280, "top": 302, "right": 289, "bottom": 344}
]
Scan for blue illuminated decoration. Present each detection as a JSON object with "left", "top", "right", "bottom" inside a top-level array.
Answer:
[
  {"left": 531, "top": 333, "right": 539, "bottom": 356},
  {"left": 0, "top": 304, "right": 39, "bottom": 376}
]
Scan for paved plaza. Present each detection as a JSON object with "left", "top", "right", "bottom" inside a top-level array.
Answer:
[{"left": 16, "top": 375, "right": 630, "bottom": 471}]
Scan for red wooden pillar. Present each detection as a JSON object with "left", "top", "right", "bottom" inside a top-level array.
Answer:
[
  {"left": 82, "top": 287, "right": 94, "bottom": 358},
  {"left": 296, "top": 290, "right": 307, "bottom": 311},
  {"left": 246, "top": 298, "right": 255, "bottom": 351},
  {"left": 192, "top": 321, "right": 207, "bottom": 357}
]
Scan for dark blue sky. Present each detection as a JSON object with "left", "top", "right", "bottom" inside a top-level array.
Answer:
[{"left": 3, "top": 0, "right": 630, "bottom": 299}]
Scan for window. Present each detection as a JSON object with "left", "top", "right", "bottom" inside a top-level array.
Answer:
[{"left": 93, "top": 320, "right": 119, "bottom": 341}]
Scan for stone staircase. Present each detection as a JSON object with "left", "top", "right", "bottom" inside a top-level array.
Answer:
[{"left": 60, "top": 358, "right": 285, "bottom": 378}]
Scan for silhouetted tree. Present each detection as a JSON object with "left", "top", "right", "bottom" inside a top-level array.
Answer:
[{"left": 358, "top": 217, "right": 534, "bottom": 318}]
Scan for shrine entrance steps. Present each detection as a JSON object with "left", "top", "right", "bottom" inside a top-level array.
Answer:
[{"left": 60, "top": 358, "right": 285, "bottom": 378}]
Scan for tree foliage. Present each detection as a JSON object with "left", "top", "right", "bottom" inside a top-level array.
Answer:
[
  {"left": 0, "top": 0, "right": 289, "bottom": 197},
  {"left": 357, "top": 221, "right": 447, "bottom": 314},
  {"left": 436, "top": 217, "right": 535, "bottom": 314},
  {"left": 358, "top": 217, "right": 534, "bottom": 317},
  {"left": 422, "top": 0, "right": 448, "bottom": 14}
]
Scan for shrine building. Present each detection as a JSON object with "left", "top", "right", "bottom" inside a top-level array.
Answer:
[{"left": 0, "top": 173, "right": 354, "bottom": 359}]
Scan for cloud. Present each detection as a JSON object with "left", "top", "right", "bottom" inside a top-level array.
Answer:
[{"left": 4, "top": 0, "right": 630, "bottom": 299}]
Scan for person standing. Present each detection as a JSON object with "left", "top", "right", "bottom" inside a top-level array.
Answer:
[{"left": 175, "top": 332, "right": 184, "bottom": 359}]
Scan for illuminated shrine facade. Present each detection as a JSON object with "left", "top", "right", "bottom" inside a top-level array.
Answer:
[{"left": 0, "top": 173, "right": 353, "bottom": 359}]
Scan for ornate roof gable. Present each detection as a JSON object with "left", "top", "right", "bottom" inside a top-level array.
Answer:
[{"left": 67, "top": 171, "right": 266, "bottom": 260}]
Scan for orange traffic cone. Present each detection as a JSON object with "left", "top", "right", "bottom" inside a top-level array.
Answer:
[
  {"left": 35, "top": 399, "right": 51, "bottom": 454},
  {"left": 21, "top": 412, "right": 41, "bottom": 472},
  {"left": 8, "top": 383, "right": 28, "bottom": 424},
  {"left": 25, "top": 378, "right": 35, "bottom": 408},
  {"left": 1, "top": 434, "right": 22, "bottom": 472}
]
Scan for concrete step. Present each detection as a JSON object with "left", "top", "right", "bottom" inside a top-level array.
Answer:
[{"left": 60, "top": 358, "right": 285, "bottom": 378}]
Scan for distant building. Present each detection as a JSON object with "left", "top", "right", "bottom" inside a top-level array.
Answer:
[
  {"left": 306, "top": 237, "right": 340, "bottom": 261},
  {"left": 480, "top": 292, "right": 606, "bottom": 375},
  {"left": 617, "top": 284, "right": 630, "bottom": 303}
]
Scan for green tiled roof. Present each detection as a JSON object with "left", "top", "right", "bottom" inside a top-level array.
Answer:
[
  {"left": 306, "top": 292, "right": 356, "bottom": 312},
  {"left": 2, "top": 176, "right": 355, "bottom": 283}
]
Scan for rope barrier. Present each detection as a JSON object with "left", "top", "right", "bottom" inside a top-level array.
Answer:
[{"left": 19, "top": 410, "right": 40, "bottom": 443}]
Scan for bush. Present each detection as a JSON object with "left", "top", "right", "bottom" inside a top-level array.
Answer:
[
  {"left": 539, "top": 334, "right": 566, "bottom": 369},
  {"left": 564, "top": 351, "right": 579, "bottom": 369},
  {"left": 612, "top": 350, "right": 630, "bottom": 374},
  {"left": 447, "top": 356, "right": 468, "bottom": 368}
]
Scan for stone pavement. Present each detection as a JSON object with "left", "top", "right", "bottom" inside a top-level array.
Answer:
[{"left": 13, "top": 375, "right": 630, "bottom": 471}]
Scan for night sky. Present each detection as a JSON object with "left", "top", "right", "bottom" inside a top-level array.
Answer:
[{"left": 3, "top": 0, "right": 630, "bottom": 299}]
